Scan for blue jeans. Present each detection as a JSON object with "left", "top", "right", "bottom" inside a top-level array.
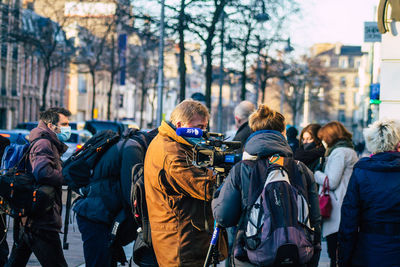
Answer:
[{"left": 77, "top": 215, "right": 118, "bottom": 267}]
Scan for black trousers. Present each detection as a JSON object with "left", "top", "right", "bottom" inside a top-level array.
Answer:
[
  {"left": 0, "top": 213, "right": 8, "bottom": 267},
  {"left": 5, "top": 226, "right": 67, "bottom": 267},
  {"left": 326, "top": 232, "right": 338, "bottom": 267}
]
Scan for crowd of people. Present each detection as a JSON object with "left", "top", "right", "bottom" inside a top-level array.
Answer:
[{"left": 0, "top": 100, "right": 399, "bottom": 267}]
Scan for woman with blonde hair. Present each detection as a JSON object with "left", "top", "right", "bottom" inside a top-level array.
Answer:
[
  {"left": 314, "top": 121, "right": 358, "bottom": 267},
  {"left": 338, "top": 119, "right": 400, "bottom": 267},
  {"left": 212, "top": 105, "right": 321, "bottom": 267}
]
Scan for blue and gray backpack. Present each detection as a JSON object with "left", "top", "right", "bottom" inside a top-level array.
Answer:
[{"left": 238, "top": 156, "right": 314, "bottom": 266}]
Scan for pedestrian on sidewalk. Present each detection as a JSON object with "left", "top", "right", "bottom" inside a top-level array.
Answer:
[
  {"left": 339, "top": 119, "right": 400, "bottom": 267},
  {"left": 6, "top": 107, "right": 71, "bottom": 267},
  {"left": 314, "top": 121, "right": 358, "bottom": 267},
  {"left": 295, "top": 124, "right": 325, "bottom": 172}
]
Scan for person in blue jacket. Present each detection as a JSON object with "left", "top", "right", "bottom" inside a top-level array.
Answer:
[{"left": 338, "top": 119, "right": 400, "bottom": 267}]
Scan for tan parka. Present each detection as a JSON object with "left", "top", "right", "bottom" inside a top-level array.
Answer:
[{"left": 144, "top": 121, "right": 227, "bottom": 267}]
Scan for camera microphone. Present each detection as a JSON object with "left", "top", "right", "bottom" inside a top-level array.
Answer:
[{"left": 176, "top": 128, "right": 204, "bottom": 138}]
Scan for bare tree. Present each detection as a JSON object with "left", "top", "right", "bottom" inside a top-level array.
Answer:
[
  {"left": 3, "top": 7, "right": 72, "bottom": 111},
  {"left": 281, "top": 56, "right": 332, "bottom": 126}
]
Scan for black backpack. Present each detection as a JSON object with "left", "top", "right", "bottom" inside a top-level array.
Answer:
[
  {"left": 0, "top": 137, "right": 55, "bottom": 218},
  {"left": 235, "top": 156, "right": 314, "bottom": 266},
  {"left": 62, "top": 130, "right": 120, "bottom": 192}
]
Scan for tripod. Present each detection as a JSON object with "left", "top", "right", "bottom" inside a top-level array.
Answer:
[{"left": 203, "top": 171, "right": 226, "bottom": 267}]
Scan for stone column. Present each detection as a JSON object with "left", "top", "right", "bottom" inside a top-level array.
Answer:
[{"left": 380, "top": 21, "right": 400, "bottom": 119}]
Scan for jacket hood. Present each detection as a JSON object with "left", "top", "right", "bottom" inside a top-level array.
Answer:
[
  {"left": 244, "top": 130, "right": 293, "bottom": 158},
  {"left": 29, "top": 121, "right": 68, "bottom": 154},
  {"left": 158, "top": 121, "right": 191, "bottom": 146},
  {"left": 355, "top": 152, "right": 400, "bottom": 172}
]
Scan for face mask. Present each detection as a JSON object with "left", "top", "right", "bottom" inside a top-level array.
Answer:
[
  {"left": 322, "top": 140, "right": 328, "bottom": 149},
  {"left": 303, "top": 142, "right": 316, "bottom": 151},
  {"left": 57, "top": 126, "right": 71, "bottom": 142}
]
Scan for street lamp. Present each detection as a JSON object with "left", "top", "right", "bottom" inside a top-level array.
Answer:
[{"left": 156, "top": 0, "right": 165, "bottom": 127}]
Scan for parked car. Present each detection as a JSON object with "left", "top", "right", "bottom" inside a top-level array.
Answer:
[
  {"left": 84, "top": 120, "right": 125, "bottom": 135},
  {"left": 0, "top": 129, "right": 30, "bottom": 144},
  {"left": 15, "top": 122, "right": 38, "bottom": 131},
  {"left": 62, "top": 129, "right": 93, "bottom": 161}
]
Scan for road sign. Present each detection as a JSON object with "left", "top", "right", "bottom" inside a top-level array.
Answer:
[
  {"left": 364, "top": 22, "right": 382, "bottom": 42},
  {"left": 370, "top": 83, "right": 380, "bottom": 104}
]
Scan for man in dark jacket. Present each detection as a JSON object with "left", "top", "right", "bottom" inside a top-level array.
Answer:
[
  {"left": 6, "top": 107, "right": 71, "bottom": 267},
  {"left": 233, "top": 101, "right": 255, "bottom": 148},
  {"left": 0, "top": 135, "right": 10, "bottom": 266},
  {"left": 73, "top": 128, "right": 155, "bottom": 267}
]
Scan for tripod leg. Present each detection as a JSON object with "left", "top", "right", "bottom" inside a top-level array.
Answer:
[{"left": 203, "top": 224, "right": 221, "bottom": 267}]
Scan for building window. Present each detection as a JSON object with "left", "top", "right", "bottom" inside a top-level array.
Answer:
[
  {"left": 119, "top": 94, "right": 124, "bottom": 108},
  {"left": 1, "top": 65, "right": 6, "bottom": 95},
  {"left": 340, "top": 76, "right": 346, "bottom": 87},
  {"left": 353, "top": 92, "right": 357, "bottom": 106},
  {"left": 339, "top": 92, "right": 345, "bottom": 105},
  {"left": 348, "top": 57, "right": 354, "bottom": 68},
  {"left": 354, "top": 76, "right": 359, "bottom": 87},
  {"left": 338, "top": 110, "right": 346, "bottom": 123},
  {"left": 340, "top": 58, "right": 347, "bottom": 68},
  {"left": 78, "top": 74, "right": 87, "bottom": 93},
  {"left": 11, "top": 67, "right": 17, "bottom": 96}
]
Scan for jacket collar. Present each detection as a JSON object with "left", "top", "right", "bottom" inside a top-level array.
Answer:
[
  {"left": 158, "top": 121, "right": 192, "bottom": 146},
  {"left": 29, "top": 121, "right": 68, "bottom": 154},
  {"left": 244, "top": 130, "right": 293, "bottom": 158}
]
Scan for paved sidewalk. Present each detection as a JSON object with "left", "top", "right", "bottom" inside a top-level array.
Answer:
[{"left": 4, "top": 207, "right": 331, "bottom": 267}]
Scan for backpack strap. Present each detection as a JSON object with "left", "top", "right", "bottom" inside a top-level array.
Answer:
[{"left": 16, "top": 135, "right": 51, "bottom": 172}]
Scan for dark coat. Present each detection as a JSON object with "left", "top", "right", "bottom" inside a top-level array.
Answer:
[
  {"left": 233, "top": 121, "right": 252, "bottom": 148},
  {"left": 294, "top": 144, "right": 325, "bottom": 172},
  {"left": 73, "top": 131, "right": 148, "bottom": 225},
  {"left": 212, "top": 130, "right": 321, "bottom": 265},
  {"left": 338, "top": 152, "right": 400, "bottom": 267},
  {"left": 28, "top": 121, "right": 68, "bottom": 232}
]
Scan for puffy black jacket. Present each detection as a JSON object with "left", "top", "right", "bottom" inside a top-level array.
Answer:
[
  {"left": 73, "top": 130, "right": 148, "bottom": 225},
  {"left": 233, "top": 121, "right": 252, "bottom": 148},
  {"left": 212, "top": 130, "right": 321, "bottom": 264},
  {"left": 339, "top": 152, "right": 400, "bottom": 267}
]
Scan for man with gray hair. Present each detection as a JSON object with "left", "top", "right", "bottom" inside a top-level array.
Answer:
[{"left": 233, "top": 100, "right": 255, "bottom": 146}]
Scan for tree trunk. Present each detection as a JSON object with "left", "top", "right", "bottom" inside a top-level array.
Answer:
[
  {"left": 107, "top": 36, "right": 116, "bottom": 120},
  {"left": 139, "top": 62, "right": 148, "bottom": 129},
  {"left": 240, "top": 26, "right": 252, "bottom": 101},
  {"left": 240, "top": 52, "right": 248, "bottom": 101},
  {"left": 205, "top": 40, "right": 213, "bottom": 110},
  {"left": 90, "top": 69, "right": 96, "bottom": 120},
  {"left": 178, "top": 0, "right": 186, "bottom": 102},
  {"left": 107, "top": 74, "right": 115, "bottom": 121},
  {"left": 204, "top": 0, "right": 226, "bottom": 110},
  {"left": 41, "top": 68, "right": 51, "bottom": 111}
]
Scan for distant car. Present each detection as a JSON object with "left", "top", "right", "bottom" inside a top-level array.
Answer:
[
  {"left": 84, "top": 120, "right": 125, "bottom": 135},
  {"left": 0, "top": 129, "right": 31, "bottom": 144},
  {"left": 15, "top": 122, "right": 38, "bottom": 131},
  {"left": 61, "top": 129, "right": 93, "bottom": 161},
  {"left": 16, "top": 121, "right": 84, "bottom": 131},
  {"left": 120, "top": 120, "right": 139, "bottom": 130}
]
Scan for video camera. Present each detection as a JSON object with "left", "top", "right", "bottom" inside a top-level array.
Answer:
[{"left": 176, "top": 128, "right": 242, "bottom": 176}]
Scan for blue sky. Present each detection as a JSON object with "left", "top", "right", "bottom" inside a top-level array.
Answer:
[{"left": 291, "top": 0, "right": 379, "bottom": 54}]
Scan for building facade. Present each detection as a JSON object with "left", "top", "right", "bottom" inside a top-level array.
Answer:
[{"left": 312, "top": 43, "right": 369, "bottom": 140}]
